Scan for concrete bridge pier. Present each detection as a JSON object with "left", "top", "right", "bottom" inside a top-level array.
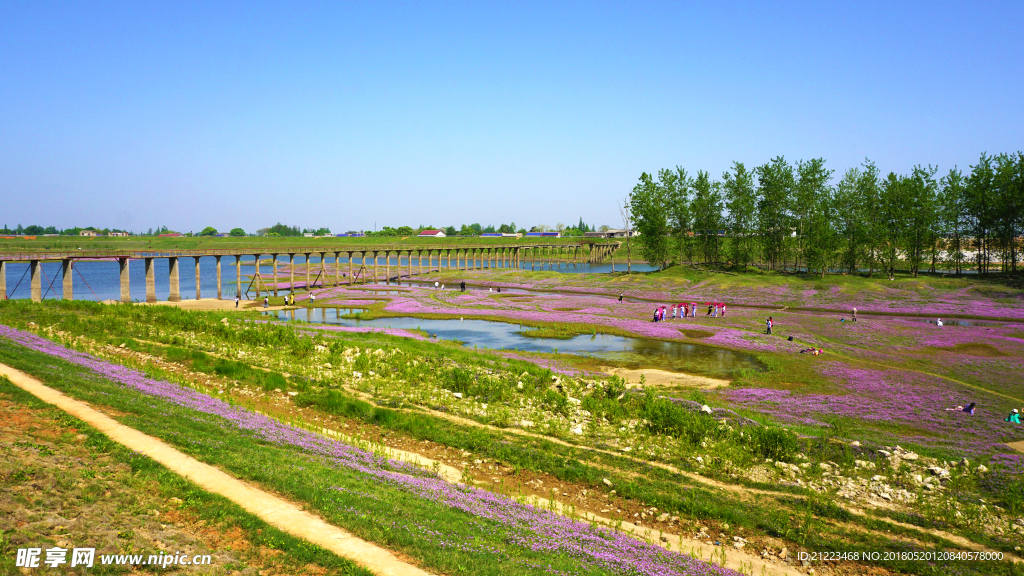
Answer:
[
  {"left": 168, "top": 257, "right": 180, "bottom": 302},
  {"left": 194, "top": 257, "right": 202, "bottom": 300},
  {"left": 62, "top": 259, "right": 73, "bottom": 300},
  {"left": 30, "top": 260, "right": 42, "bottom": 302},
  {"left": 119, "top": 258, "right": 130, "bottom": 303},
  {"left": 272, "top": 254, "right": 279, "bottom": 297},
  {"left": 215, "top": 256, "right": 222, "bottom": 299},
  {"left": 334, "top": 252, "right": 341, "bottom": 286},
  {"left": 303, "top": 253, "right": 311, "bottom": 291},
  {"left": 0, "top": 261, "right": 5, "bottom": 300},
  {"left": 145, "top": 258, "right": 157, "bottom": 303},
  {"left": 235, "top": 257, "right": 242, "bottom": 299},
  {"left": 318, "top": 252, "right": 326, "bottom": 288},
  {"left": 347, "top": 252, "right": 354, "bottom": 285},
  {"left": 385, "top": 250, "right": 391, "bottom": 283},
  {"left": 287, "top": 254, "right": 295, "bottom": 294}
]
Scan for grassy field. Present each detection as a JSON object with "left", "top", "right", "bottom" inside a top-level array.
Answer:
[
  {"left": 0, "top": 375, "right": 371, "bottom": 576},
  {"left": 2, "top": 297, "right": 1023, "bottom": 575}
]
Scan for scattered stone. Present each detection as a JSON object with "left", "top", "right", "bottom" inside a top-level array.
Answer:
[
  {"left": 603, "top": 478, "right": 613, "bottom": 487},
  {"left": 570, "top": 425, "right": 583, "bottom": 435},
  {"left": 779, "top": 547, "right": 788, "bottom": 559},
  {"left": 851, "top": 441, "right": 861, "bottom": 447},
  {"left": 453, "top": 392, "right": 463, "bottom": 399},
  {"left": 700, "top": 405, "right": 713, "bottom": 414}
]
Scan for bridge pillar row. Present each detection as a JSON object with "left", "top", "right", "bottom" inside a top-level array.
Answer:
[
  {"left": 118, "top": 258, "right": 130, "bottom": 303},
  {"left": 347, "top": 252, "right": 354, "bottom": 285},
  {"left": 195, "top": 257, "right": 202, "bottom": 300},
  {"left": 304, "top": 253, "right": 311, "bottom": 290},
  {"left": 62, "top": 259, "right": 73, "bottom": 301},
  {"left": 235, "top": 257, "right": 242, "bottom": 299},
  {"left": 0, "top": 260, "right": 6, "bottom": 300},
  {"left": 168, "top": 257, "right": 180, "bottom": 302},
  {"left": 30, "top": 260, "right": 42, "bottom": 302},
  {"left": 272, "top": 254, "right": 279, "bottom": 297},
  {"left": 145, "top": 258, "right": 157, "bottom": 303},
  {"left": 215, "top": 256, "right": 222, "bottom": 299}
]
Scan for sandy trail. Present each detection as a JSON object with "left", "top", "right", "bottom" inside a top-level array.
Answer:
[
  {"left": 600, "top": 366, "right": 730, "bottom": 389},
  {"left": 0, "top": 363, "right": 435, "bottom": 576}
]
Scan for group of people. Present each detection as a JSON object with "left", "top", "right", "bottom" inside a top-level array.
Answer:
[
  {"left": 651, "top": 302, "right": 727, "bottom": 322},
  {"left": 262, "top": 294, "right": 302, "bottom": 308},
  {"left": 945, "top": 403, "right": 1022, "bottom": 424}
]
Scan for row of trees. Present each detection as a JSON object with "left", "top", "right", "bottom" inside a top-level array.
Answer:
[
  {"left": 1, "top": 225, "right": 131, "bottom": 236},
  {"left": 628, "top": 153, "right": 1024, "bottom": 277},
  {"left": 367, "top": 219, "right": 607, "bottom": 237}
]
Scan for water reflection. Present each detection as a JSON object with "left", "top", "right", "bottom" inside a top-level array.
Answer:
[{"left": 262, "top": 309, "right": 762, "bottom": 377}]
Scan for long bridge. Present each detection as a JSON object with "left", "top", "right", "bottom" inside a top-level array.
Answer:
[{"left": 0, "top": 243, "right": 620, "bottom": 303}]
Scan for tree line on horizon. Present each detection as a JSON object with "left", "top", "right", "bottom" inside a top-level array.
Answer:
[{"left": 627, "top": 152, "right": 1024, "bottom": 278}]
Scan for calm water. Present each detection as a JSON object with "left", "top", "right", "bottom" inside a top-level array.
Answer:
[{"left": 262, "top": 308, "right": 762, "bottom": 377}]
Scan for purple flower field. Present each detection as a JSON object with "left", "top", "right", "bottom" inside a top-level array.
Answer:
[
  {"left": 0, "top": 324, "right": 740, "bottom": 576},
  {"left": 718, "top": 362, "right": 1024, "bottom": 465}
]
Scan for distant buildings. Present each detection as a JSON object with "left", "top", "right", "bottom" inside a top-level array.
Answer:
[
  {"left": 79, "top": 230, "right": 98, "bottom": 236},
  {"left": 418, "top": 229, "right": 446, "bottom": 238},
  {"left": 480, "top": 232, "right": 521, "bottom": 238},
  {"left": 525, "top": 231, "right": 561, "bottom": 238},
  {"left": 584, "top": 229, "right": 635, "bottom": 238}
]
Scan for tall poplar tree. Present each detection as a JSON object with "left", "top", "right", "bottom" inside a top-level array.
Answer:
[
  {"left": 629, "top": 172, "right": 670, "bottom": 269},
  {"left": 756, "top": 157, "right": 794, "bottom": 271},
  {"left": 723, "top": 162, "right": 757, "bottom": 270}
]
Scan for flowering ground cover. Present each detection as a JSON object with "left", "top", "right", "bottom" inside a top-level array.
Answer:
[
  {"left": 422, "top": 267, "right": 1024, "bottom": 320},
  {"left": 4, "top": 299, "right": 1024, "bottom": 576},
  {"left": 288, "top": 276, "right": 1024, "bottom": 469},
  {"left": 718, "top": 362, "right": 1024, "bottom": 465},
  {"left": 0, "top": 324, "right": 742, "bottom": 576}
]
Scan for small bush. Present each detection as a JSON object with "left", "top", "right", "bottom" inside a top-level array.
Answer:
[{"left": 751, "top": 426, "right": 798, "bottom": 461}]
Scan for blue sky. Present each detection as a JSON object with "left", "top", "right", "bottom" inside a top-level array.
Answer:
[{"left": 1, "top": 1, "right": 1021, "bottom": 234}]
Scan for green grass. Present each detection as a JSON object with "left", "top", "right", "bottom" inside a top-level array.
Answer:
[{"left": 0, "top": 376, "right": 373, "bottom": 576}]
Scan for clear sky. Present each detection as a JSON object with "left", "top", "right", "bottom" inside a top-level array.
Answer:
[{"left": 1, "top": 2, "right": 1021, "bottom": 234}]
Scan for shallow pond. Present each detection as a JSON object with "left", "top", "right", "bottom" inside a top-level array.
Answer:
[{"left": 263, "top": 308, "right": 762, "bottom": 378}]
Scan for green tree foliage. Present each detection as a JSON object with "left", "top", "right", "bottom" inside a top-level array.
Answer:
[
  {"left": 723, "top": 162, "right": 756, "bottom": 270},
  {"left": 200, "top": 226, "right": 218, "bottom": 236},
  {"left": 690, "top": 171, "right": 723, "bottom": 264},
  {"left": 755, "top": 157, "right": 794, "bottom": 271},
  {"left": 229, "top": 227, "right": 246, "bottom": 237},
  {"left": 630, "top": 151, "right": 1024, "bottom": 276},
  {"left": 629, "top": 172, "right": 670, "bottom": 269}
]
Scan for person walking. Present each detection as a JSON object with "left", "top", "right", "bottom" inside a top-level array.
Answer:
[
  {"left": 706, "top": 304, "right": 713, "bottom": 317},
  {"left": 721, "top": 303, "right": 727, "bottom": 317},
  {"left": 691, "top": 303, "right": 697, "bottom": 318},
  {"left": 653, "top": 308, "right": 660, "bottom": 322},
  {"left": 712, "top": 304, "right": 718, "bottom": 318},
  {"left": 683, "top": 304, "right": 689, "bottom": 318},
  {"left": 671, "top": 305, "right": 677, "bottom": 319},
  {"left": 619, "top": 293, "right": 623, "bottom": 302},
  {"left": 263, "top": 296, "right": 269, "bottom": 308},
  {"left": 766, "top": 316, "right": 773, "bottom": 335},
  {"left": 310, "top": 293, "right": 316, "bottom": 306},
  {"left": 461, "top": 281, "right": 466, "bottom": 292},
  {"left": 852, "top": 307, "right": 857, "bottom": 323}
]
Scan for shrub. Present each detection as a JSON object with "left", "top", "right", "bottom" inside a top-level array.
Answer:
[{"left": 751, "top": 426, "right": 798, "bottom": 461}]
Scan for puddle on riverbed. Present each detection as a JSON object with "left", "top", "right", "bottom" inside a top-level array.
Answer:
[
  {"left": 262, "top": 308, "right": 762, "bottom": 378},
  {"left": 915, "top": 319, "right": 999, "bottom": 327}
]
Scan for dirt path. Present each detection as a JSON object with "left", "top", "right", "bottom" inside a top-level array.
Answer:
[
  {"left": 0, "top": 363, "right": 436, "bottom": 576},
  {"left": 600, "top": 366, "right": 730, "bottom": 389}
]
